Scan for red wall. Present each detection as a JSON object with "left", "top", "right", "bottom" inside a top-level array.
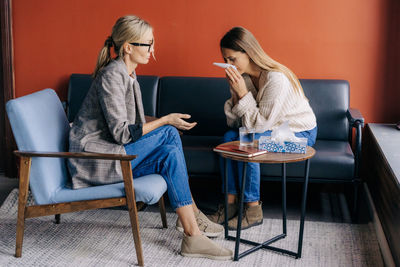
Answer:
[{"left": 12, "top": 0, "right": 390, "bottom": 123}]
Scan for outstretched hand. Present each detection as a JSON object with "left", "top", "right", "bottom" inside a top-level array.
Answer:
[{"left": 165, "top": 113, "right": 197, "bottom": 130}]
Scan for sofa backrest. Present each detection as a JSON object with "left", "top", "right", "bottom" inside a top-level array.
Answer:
[
  {"left": 300, "top": 79, "right": 349, "bottom": 141},
  {"left": 67, "top": 74, "right": 350, "bottom": 140},
  {"left": 67, "top": 74, "right": 159, "bottom": 122},
  {"left": 157, "top": 77, "right": 231, "bottom": 136}
]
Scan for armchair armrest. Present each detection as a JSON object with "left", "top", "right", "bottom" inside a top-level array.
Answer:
[
  {"left": 14, "top": 151, "right": 136, "bottom": 161},
  {"left": 346, "top": 108, "right": 364, "bottom": 127}
]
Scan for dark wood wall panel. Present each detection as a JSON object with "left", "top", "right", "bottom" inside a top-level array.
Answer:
[{"left": 0, "top": 0, "right": 16, "bottom": 177}]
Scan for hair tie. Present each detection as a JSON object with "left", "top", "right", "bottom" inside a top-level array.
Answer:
[{"left": 105, "top": 36, "right": 114, "bottom": 48}]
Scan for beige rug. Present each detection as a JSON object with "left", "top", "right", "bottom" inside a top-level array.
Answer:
[{"left": 0, "top": 189, "right": 383, "bottom": 266}]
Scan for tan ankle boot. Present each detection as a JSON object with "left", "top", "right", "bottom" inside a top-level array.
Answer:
[
  {"left": 207, "top": 203, "right": 238, "bottom": 224},
  {"left": 181, "top": 234, "right": 233, "bottom": 260},
  {"left": 228, "top": 202, "right": 263, "bottom": 230},
  {"left": 176, "top": 210, "right": 224, "bottom": 237}
]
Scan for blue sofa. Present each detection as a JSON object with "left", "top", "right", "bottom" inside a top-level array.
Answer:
[{"left": 67, "top": 74, "right": 364, "bottom": 216}]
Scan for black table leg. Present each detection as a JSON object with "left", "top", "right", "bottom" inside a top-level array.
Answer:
[
  {"left": 297, "top": 159, "right": 310, "bottom": 258},
  {"left": 224, "top": 158, "right": 229, "bottom": 238},
  {"left": 223, "top": 157, "right": 311, "bottom": 261},
  {"left": 282, "top": 163, "right": 287, "bottom": 235},
  {"left": 234, "top": 162, "right": 247, "bottom": 261}
]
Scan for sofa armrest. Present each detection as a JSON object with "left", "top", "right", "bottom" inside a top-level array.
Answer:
[
  {"left": 14, "top": 151, "right": 136, "bottom": 161},
  {"left": 346, "top": 108, "right": 364, "bottom": 180},
  {"left": 346, "top": 108, "right": 364, "bottom": 127}
]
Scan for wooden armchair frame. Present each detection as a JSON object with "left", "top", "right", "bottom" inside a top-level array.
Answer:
[{"left": 14, "top": 150, "right": 167, "bottom": 266}]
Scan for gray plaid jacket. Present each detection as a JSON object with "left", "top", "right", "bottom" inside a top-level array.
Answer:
[{"left": 67, "top": 58, "right": 146, "bottom": 189}]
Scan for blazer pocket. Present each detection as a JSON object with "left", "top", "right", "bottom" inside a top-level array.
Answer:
[{"left": 84, "top": 141, "right": 122, "bottom": 154}]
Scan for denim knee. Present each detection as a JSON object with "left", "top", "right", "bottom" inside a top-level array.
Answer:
[
  {"left": 222, "top": 129, "right": 239, "bottom": 143},
  {"left": 163, "top": 125, "right": 181, "bottom": 144},
  {"left": 163, "top": 124, "right": 179, "bottom": 136}
]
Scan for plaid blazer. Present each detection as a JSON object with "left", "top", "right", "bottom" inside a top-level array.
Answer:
[{"left": 67, "top": 59, "right": 145, "bottom": 189}]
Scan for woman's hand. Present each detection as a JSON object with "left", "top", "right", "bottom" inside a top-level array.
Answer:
[
  {"left": 164, "top": 113, "right": 197, "bottom": 130},
  {"left": 225, "top": 67, "right": 248, "bottom": 99}
]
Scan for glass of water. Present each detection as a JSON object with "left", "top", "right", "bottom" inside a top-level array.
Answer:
[{"left": 239, "top": 127, "right": 255, "bottom": 147}]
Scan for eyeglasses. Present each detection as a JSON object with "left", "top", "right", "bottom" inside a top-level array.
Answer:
[{"left": 130, "top": 40, "right": 153, "bottom": 52}]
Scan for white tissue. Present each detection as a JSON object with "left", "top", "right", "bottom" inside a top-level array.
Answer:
[
  {"left": 213, "top": 62, "right": 237, "bottom": 70},
  {"left": 271, "top": 121, "right": 301, "bottom": 145}
]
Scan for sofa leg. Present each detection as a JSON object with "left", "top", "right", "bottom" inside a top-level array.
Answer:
[
  {"left": 55, "top": 214, "right": 61, "bottom": 224},
  {"left": 351, "top": 180, "right": 360, "bottom": 223}
]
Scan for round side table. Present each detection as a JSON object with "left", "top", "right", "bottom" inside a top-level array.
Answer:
[{"left": 215, "top": 141, "right": 316, "bottom": 261}]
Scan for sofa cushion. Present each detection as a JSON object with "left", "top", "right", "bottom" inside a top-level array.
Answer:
[
  {"left": 182, "top": 137, "right": 355, "bottom": 182},
  {"left": 181, "top": 135, "right": 222, "bottom": 175},
  {"left": 260, "top": 140, "right": 355, "bottom": 181},
  {"left": 157, "top": 77, "right": 231, "bottom": 136},
  {"left": 301, "top": 79, "right": 349, "bottom": 141},
  {"left": 67, "top": 74, "right": 159, "bottom": 122}
]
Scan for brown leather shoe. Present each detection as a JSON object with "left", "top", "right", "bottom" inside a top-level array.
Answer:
[
  {"left": 228, "top": 202, "right": 263, "bottom": 230},
  {"left": 207, "top": 203, "right": 238, "bottom": 224}
]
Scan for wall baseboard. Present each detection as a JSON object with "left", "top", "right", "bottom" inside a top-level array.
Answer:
[{"left": 363, "top": 183, "right": 395, "bottom": 267}]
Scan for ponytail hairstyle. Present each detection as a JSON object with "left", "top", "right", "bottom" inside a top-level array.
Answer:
[
  {"left": 93, "top": 15, "right": 153, "bottom": 78},
  {"left": 220, "top": 27, "right": 305, "bottom": 96}
]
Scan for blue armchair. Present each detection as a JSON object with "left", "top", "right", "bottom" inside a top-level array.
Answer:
[{"left": 6, "top": 89, "right": 168, "bottom": 266}]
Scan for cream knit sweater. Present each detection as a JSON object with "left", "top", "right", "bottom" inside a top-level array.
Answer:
[{"left": 224, "top": 71, "right": 317, "bottom": 133}]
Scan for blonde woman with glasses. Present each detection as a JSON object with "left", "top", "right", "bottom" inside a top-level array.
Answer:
[
  {"left": 208, "top": 27, "right": 317, "bottom": 230},
  {"left": 68, "top": 15, "right": 232, "bottom": 260}
]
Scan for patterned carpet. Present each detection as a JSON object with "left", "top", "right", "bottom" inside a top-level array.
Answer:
[{"left": 0, "top": 189, "right": 383, "bottom": 267}]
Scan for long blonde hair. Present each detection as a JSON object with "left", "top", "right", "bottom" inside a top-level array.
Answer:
[
  {"left": 93, "top": 15, "right": 153, "bottom": 78},
  {"left": 220, "top": 27, "right": 304, "bottom": 95}
]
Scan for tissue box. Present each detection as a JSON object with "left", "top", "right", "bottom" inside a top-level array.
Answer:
[{"left": 258, "top": 136, "right": 308, "bottom": 154}]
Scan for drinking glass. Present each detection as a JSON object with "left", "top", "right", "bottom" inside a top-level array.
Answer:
[{"left": 239, "top": 127, "right": 255, "bottom": 147}]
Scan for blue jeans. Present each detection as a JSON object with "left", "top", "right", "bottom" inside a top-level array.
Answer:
[
  {"left": 221, "top": 126, "right": 318, "bottom": 202},
  {"left": 124, "top": 125, "right": 192, "bottom": 210}
]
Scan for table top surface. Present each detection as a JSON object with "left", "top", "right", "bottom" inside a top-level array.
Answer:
[{"left": 215, "top": 141, "right": 316, "bottom": 163}]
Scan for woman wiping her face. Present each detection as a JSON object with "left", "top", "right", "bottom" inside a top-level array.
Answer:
[{"left": 208, "top": 27, "right": 317, "bottom": 230}]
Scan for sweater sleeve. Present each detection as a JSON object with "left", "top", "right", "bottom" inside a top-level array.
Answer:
[
  {"left": 232, "top": 72, "right": 291, "bottom": 132},
  {"left": 224, "top": 94, "right": 241, "bottom": 128},
  {"left": 261, "top": 73, "right": 292, "bottom": 130}
]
